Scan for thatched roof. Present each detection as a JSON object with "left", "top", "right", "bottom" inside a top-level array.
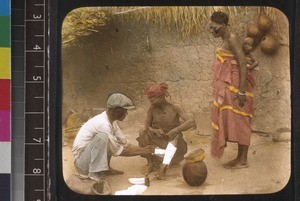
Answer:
[{"left": 62, "top": 6, "right": 280, "bottom": 47}]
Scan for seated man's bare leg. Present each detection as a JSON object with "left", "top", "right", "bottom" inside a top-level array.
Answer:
[
  {"left": 146, "top": 155, "right": 161, "bottom": 173},
  {"left": 156, "top": 142, "right": 177, "bottom": 179},
  {"left": 137, "top": 129, "right": 167, "bottom": 173},
  {"left": 136, "top": 129, "right": 151, "bottom": 148},
  {"left": 170, "top": 135, "right": 187, "bottom": 166},
  {"left": 146, "top": 156, "right": 156, "bottom": 173},
  {"left": 137, "top": 129, "right": 153, "bottom": 172}
]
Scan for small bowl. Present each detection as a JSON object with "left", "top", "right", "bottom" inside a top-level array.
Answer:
[{"left": 184, "top": 147, "right": 205, "bottom": 163}]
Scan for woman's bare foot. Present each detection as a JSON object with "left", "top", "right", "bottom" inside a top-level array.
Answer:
[
  {"left": 223, "top": 161, "right": 248, "bottom": 169},
  {"left": 223, "top": 158, "right": 239, "bottom": 167}
]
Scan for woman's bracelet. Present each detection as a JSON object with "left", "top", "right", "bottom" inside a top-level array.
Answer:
[{"left": 237, "top": 91, "right": 246, "bottom": 96}]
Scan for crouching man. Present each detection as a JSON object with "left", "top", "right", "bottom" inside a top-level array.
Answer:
[
  {"left": 137, "top": 83, "right": 195, "bottom": 180},
  {"left": 73, "top": 93, "right": 155, "bottom": 182}
]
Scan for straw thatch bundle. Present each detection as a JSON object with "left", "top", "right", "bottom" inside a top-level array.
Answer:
[
  {"left": 62, "top": 6, "right": 281, "bottom": 47},
  {"left": 62, "top": 7, "right": 108, "bottom": 47}
]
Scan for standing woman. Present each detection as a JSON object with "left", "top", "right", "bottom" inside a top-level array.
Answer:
[{"left": 209, "top": 11, "right": 255, "bottom": 169}]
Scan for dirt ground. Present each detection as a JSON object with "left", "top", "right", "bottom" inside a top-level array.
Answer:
[{"left": 62, "top": 121, "right": 290, "bottom": 196}]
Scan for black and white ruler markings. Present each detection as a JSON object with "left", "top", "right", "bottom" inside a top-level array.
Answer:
[{"left": 25, "top": 0, "right": 48, "bottom": 200}]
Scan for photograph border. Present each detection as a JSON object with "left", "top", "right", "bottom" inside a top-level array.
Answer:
[{"left": 49, "top": 0, "right": 299, "bottom": 200}]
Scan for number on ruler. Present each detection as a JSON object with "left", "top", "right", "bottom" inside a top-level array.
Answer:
[
  {"left": 33, "top": 14, "right": 42, "bottom": 19},
  {"left": 33, "top": 168, "right": 42, "bottom": 174},
  {"left": 33, "top": 44, "right": 41, "bottom": 50},
  {"left": 33, "top": 138, "right": 42, "bottom": 143},
  {"left": 33, "top": 76, "right": 42, "bottom": 81}
]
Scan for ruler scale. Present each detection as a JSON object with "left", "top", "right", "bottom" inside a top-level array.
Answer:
[{"left": 25, "top": 0, "right": 48, "bottom": 200}]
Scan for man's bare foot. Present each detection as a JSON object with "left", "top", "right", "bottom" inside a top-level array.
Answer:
[
  {"left": 223, "top": 162, "right": 249, "bottom": 169},
  {"left": 107, "top": 167, "right": 124, "bottom": 175},
  {"left": 88, "top": 172, "right": 105, "bottom": 182},
  {"left": 157, "top": 165, "right": 167, "bottom": 180}
]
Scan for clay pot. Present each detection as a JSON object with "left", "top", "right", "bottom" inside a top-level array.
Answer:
[
  {"left": 257, "top": 14, "right": 273, "bottom": 31},
  {"left": 247, "top": 23, "right": 262, "bottom": 38},
  {"left": 260, "top": 34, "right": 279, "bottom": 55},
  {"left": 182, "top": 161, "right": 208, "bottom": 186}
]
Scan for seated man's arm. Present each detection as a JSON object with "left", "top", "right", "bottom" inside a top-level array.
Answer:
[
  {"left": 145, "top": 107, "right": 153, "bottom": 128},
  {"left": 120, "top": 143, "right": 154, "bottom": 156},
  {"left": 166, "top": 104, "right": 195, "bottom": 139}
]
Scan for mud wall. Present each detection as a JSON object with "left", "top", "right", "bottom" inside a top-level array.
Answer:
[{"left": 62, "top": 8, "right": 290, "bottom": 135}]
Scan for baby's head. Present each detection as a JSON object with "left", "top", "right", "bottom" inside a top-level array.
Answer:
[{"left": 243, "top": 37, "right": 254, "bottom": 54}]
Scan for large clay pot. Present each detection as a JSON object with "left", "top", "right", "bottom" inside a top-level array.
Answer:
[
  {"left": 261, "top": 34, "right": 279, "bottom": 55},
  {"left": 257, "top": 14, "right": 273, "bottom": 32},
  {"left": 182, "top": 161, "right": 208, "bottom": 186},
  {"left": 247, "top": 23, "right": 262, "bottom": 38}
]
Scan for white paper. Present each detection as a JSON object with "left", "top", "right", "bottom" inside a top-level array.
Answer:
[
  {"left": 128, "top": 177, "right": 145, "bottom": 185},
  {"left": 115, "top": 185, "right": 147, "bottom": 195}
]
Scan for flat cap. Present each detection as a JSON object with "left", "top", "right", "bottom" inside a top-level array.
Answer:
[{"left": 107, "top": 93, "right": 135, "bottom": 110}]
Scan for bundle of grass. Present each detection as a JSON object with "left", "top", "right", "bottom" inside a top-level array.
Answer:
[
  {"left": 62, "top": 7, "right": 109, "bottom": 47},
  {"left": 62, "top": 6, "right": 282, "bottom": 47}
]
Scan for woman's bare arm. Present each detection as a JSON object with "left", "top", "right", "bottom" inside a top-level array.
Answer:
[{"left": 228, "top": 33, "right": 247, "bottom": 107}]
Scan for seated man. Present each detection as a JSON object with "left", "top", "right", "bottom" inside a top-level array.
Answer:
[
  {"left": 73, "top": 93, "right": 155, "bottom": 182},
  {"left": 137, "top": 83, "right": 195, "bottom": 180}
]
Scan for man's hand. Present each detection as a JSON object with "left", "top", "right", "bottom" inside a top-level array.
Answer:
[
  {"left": 149, "top": 127, "right": 165, "bottom": 138},
  {"left": 142, "top": 145, "right": 155, "bottom": 155}
]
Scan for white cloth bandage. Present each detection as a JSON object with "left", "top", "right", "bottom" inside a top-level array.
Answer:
[
  {"left": 154, "top": 148, "right": 166, "bottom": 155},
  {"left": 162, "top": 143, "right": 177, "bottom": 165}
]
